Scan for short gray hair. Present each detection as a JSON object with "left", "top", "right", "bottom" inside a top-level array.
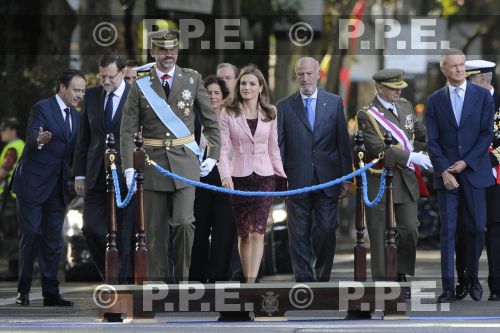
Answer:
[
  {"left": 216, "top": 63, "right": 239, "bottom": 78},
  {"left": 295, "top": 57, "right": 320, "bottom": 74},
  {"left": 440, "top": 48, "right": 465, "bottom": 67}
]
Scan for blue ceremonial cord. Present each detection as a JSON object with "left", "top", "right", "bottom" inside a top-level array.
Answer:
[
  {"left": 111, "top": 168, "right": 136, "bottom": 208},
  {"left": 110, "top": 159, "right": 386, "bottom": 206},
  {"left": 360, "top": 168, "right": 386, "bottom": 207},
  {"left": 149, "top": 160, "right": 384, "bottom": 198}
]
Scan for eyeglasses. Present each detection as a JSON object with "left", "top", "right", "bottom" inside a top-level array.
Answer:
[
  {"left": 72, "top": 89, "right": 86, "bottom": 95},
  {"left": 97, "top": 72, "right": 122, "bottom": 81}
]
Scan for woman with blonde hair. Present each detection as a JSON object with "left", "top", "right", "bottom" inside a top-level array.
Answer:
[{"left": 218, "top": 65, "right": 287, "bottom": 282}]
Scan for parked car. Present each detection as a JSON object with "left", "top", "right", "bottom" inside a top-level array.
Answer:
[
  {"left": 63, "top": 197, "right": 100, "bottom": 281},
  {"left": 262, "top": 198, "right": 293, "bottom": 276}
]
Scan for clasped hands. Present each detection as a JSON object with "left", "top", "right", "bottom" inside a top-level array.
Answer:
[{"left": 442, "top": 160, "right": 467, "bottom": 190}]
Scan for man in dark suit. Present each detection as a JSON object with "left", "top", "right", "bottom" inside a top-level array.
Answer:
[
  {"left": 455, "top": 60, "right": 500, "bottom": 301},
  {"left": 425, "top": 49, "right": 495, "bottom": 303},
  {"left": 277, "top": 57, "right": 352, "bottom": 282},
  {"left": 12, "top": 69, "right": 86, "bottom": 306},
  {"left": 356, "top": 69, "right": 430, "bottom": 296},
  {"left": 73, "top": 55, "right": 134, "bottom": 283}
]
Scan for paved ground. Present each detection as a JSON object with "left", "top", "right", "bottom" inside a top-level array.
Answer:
[{"left": 0, "top": 250, "right": 499, "bottom": 332}]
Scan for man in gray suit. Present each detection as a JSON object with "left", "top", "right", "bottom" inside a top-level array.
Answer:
[{"left": 277, "top": 57, "right": 352, "bottom": 282}]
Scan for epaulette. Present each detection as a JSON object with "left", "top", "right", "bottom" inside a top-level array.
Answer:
[
  {"left": 357, "top": 104, "right": 371, "bottom": 114},
  {"left": 182, "top": 68, "right": 199, "bottom": 74}
]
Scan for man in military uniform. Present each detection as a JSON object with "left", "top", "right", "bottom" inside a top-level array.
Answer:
[
  {"left": 0, "top": 117, "right": 24, "bottom": 280},
  {"left": 460, "top": 60, "right": 500, "bottom": 301},
  {"left": 356, "top": 69, "right": 431, "bottom": 295},
  {"left": 120, "top": 30, "right": 221, "bottom": 282}
]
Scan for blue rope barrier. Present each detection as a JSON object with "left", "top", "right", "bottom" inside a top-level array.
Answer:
[
  {"left": 149, "top": 160, "right": 384, "bottom": 198},
  {"left": 360, "top": 168, "right": 387, "bottom": 207},
  {"left": 111, "top": 168, "right": 136, "bottom": 208}
]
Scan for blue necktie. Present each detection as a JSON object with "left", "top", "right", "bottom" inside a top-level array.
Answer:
[
  {"left": 452, "top": 87, "right": 463, "bottom": 124},
  {"left": 104, "top": 92, "right": 114, "bottom": 132},
  {"left": 63, "top": 108, "right": 71, "bottom": 138},
  {"left": 304, "top": 97, "right": 315, "bottom": 129}
]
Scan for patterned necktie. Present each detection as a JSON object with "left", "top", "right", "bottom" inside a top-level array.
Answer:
[
  {"left": 452, "top": 87, "right": 463, "bottom": 124},
  {"left": 63, "top": 108, "right": 71, "bottom": 137},
  {"left": 104, "top": 92, "right": 114, "bottom": 132},
  {"left": 304, "top": 97, "right": 315, "bottom": 128},
  {"left": 161, "top": 74, "right": 171, "bottom": 98}
]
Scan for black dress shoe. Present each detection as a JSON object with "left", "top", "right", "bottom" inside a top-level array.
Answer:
[
  {"left": 437, "top": 289, "right": 456, "bottom": 303},
  {"left": 455, "top": 283, "right": 469, "bottom": 300},
  {"left": 468, "top": 279, "right": 483, "bottom": 301},
  {"left": 397, "top": 273, "right": 411, "bottom": 299},
  {"left": 43, "top": 294, "right": 74, "bottom": 306},
  {"left": 488, "top": 292, "right": 500, "bottom": 301},
  {"left": 16, "top": 292, "right": 29, "bottom": 306}
]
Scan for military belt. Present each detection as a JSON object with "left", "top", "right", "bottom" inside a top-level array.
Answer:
[{"left": 143, "top": 134, "right": 195, "bottom": 148}]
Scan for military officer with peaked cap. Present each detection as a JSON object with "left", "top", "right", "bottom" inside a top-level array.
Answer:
[
  {"left": 455, "top": 59, "right": 500, "bottom": 301},
  {"left": 356, "top": 69, "right": 430, "bottom": 294},
  {"left": 120, "top": 30, "right": 221, "bottom": 282}
]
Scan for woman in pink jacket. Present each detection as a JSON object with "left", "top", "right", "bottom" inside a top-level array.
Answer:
[{"left": 218, "top": 65, "right": 287, "bottom": 283}]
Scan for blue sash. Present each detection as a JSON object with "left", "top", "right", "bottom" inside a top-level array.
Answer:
[{"left": 136, "top": 76, "right": 201, "bottom": 156}]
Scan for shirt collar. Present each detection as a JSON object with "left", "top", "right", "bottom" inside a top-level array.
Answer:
[
  {"left": 448, "top": 80, "right": 467, "bottom": 94},
  {"left": 55, "top": 94, "right": 69, "bottom": 111},
  {"left": 107, "top": 79, "right": 126, "bottom": 98},
  {"left": 376, "top": 95, "right": 395, "bottom": 110},
  {"left": 300, "top": 88, "right": 318, "bottom": 100},
  {"left": 156, "top": 65, "right": 176, "bottom": 81},
  {"left": 490, "top": 86, "right": 495, "bottom": 96}
]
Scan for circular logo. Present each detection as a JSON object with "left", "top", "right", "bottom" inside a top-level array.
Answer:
[
  {"left": 93, "top": 284, "right": 117, "bottom": 309},
  {"left": 289, "top": 22, "right": 314, "bottom": 47},
  {"left": 93, "top": 22, "right": 118, "bottom": 47},
  {"left": 289, "top": 283, "right": 314, "bottom": 309}
]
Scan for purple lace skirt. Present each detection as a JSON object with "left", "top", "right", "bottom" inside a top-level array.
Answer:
[{"left": 230, "top": 172, "right": 275, "bottom": 237}]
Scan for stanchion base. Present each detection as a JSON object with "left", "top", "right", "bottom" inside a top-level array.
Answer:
[
  {"left": 218, "top": 311, "right": 252, "bottom": 321},
  {"left": 95, "top": 282, "right": 407, "bottom": 321},
  {"left": 345, "top": 310, "right": 372, "bottom": 320}
]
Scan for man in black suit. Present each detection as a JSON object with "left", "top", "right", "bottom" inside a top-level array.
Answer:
[
  {"left": 277, "top": 57, "right": 353, "bottom": 282},
  {"left": 73, "top": 55, "right": 134, "bottom": 283},
  {"left": 12, "top": 69, "right": 86, "bottom": 306}
]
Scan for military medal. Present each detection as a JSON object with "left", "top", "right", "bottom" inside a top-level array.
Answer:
[
  {"left": 405, "top": 114, "right": 414, "bottom": 131},
  {"left": 180, "top": 89, "right": 193, "bottom": 118}
]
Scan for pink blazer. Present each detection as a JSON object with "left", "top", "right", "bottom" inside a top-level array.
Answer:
[{"left": 218, "top": 108, "right": 287, "bottom": 180}]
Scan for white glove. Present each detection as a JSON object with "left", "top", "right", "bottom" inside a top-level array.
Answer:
[
  {"left": 124, "top": 168, "right": 136, "bottom": 192},
  {"left": 200, "top": 158, "right": 217, "bottom": 177},
  {"left": 409, "top": 152, "right": 433, "bottom": 170}
]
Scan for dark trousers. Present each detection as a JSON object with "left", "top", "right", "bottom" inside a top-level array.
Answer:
[
  {"left": 82, "top": 171, "right": 135, "bottom": 283},
  {"left": 437, "top": 176, "right": 486, "bottom": 290},
  {"left": 287, "top": 188, "right": 339, "bottom": 282},
  {"left": 189, "top": 167, "right": 235, "bottom": 282},
  {"left": 486, "top": 222, "right": 500, "bottom": 293},
  {"left": 17, "top": 184, "right": 65, "bottom": 297},
  {"left": 455, "top": 215, "right": 467, "bottom": 286}
]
